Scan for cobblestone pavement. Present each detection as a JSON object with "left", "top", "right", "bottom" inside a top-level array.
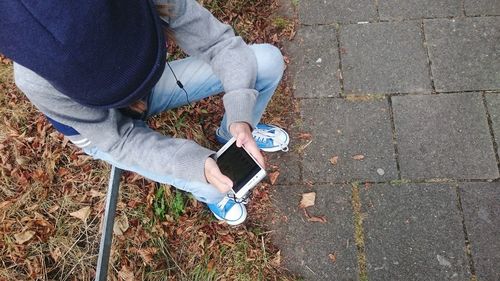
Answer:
[{"left": 270, "top": 1, "right": 499, "bottom": 280}]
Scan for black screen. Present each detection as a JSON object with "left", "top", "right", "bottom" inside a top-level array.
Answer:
[{"left": 216, "top": 142, "right": 261, "bottom": 193}]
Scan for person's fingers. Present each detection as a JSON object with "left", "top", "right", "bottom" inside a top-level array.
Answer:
[
  {"left": 243, "top": 140, "right": 266, "bottom": 168},
  {"left": 204, "top": 158, "right": 233, "bottom": 193},
  {"left": 230, "top": 122, "right": 252, "bottom": 147},
  {"left": 211, "top": 166, "right": 233, "bottom": 188},
  {"left": 209, "top": 172, "right": 232, "bottom": 193},
  {"left": 236, "top": 134, "right": 244, "bottom": 147},
  {"left": 228, "top": 121, "right": 266, "bottom": 167}
]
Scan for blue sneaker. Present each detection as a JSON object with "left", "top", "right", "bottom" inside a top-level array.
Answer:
[
  {"left": 207, "top": 196, "right": 247, "bottom": 226},
  {"left": 216, "top": 123, "right": 290, "bottom": 152}
]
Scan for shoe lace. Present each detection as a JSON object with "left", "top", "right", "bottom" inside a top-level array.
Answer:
[
  {"left": 228, "top": 192, "right": 250, "bottom": 204},
  {"left": 253, "top": 129, "right": 275, "bottom": 139}
]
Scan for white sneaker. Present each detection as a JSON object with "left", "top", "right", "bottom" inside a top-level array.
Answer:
[
  {"left": 207, "top": 196, "right": 247, "bottom": 226},
  {"left": 252, "top": 123, "right": 290, "bottom": 152},
  {"left": 215, "top": 123, "right": 290, "bottom": 152}
]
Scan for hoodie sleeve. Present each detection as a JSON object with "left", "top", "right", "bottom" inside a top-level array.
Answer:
[
  {"left": 156, "top": 0, "right": 258, "bottom": 130},
  {"left": 13, "top": 63, "right": 214, "bottom": 184}
]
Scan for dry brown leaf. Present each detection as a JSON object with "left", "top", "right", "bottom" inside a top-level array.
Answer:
[
  {"left": 207, "top": 259, "right": 215, "bottom": 272},
  {"left": 299, "top": 192, "right": 316, "bottom": 209},
  {"left": 329, "top": 252, "right": 337, "bottom": 263},
  {"left": 48, "top": 204, "right": 60, "bottom": 213},
  {"left": 268, "top": 171, "right": 280, "bottom": 185},
  {"left": 69, "top": 206, "right": 91, "bottom": 223},
  {"left": 330, "top": 156, "right": 339, "bottom": 165},
  {"left": 14, "top": 230, "right": 35, "bottom": 244},
  {"left": 113, "top": 214, "right": 129, "bottom": 236},
  {"left": 271, "top": 250, "right": 281, "bottom": 267},
  {"left": 50, "top": 247, "right": 62, "bottom": 262},
  {"left": 89, "top": 189, "right": 105, "bottom": 198},
  {"left": 302, "top": 208, "right": 328, "bottom": 223},
  {"left": 352, "top": 154, "right": 365, "bottom": 160},
  {"left": 0, "top": 200, "right": 13, "bottom": 210},
  {"left": 307, "top": 215, "right": 327, "bottom": 223},
  {"left": 138, "top": 247, "right": 157, "bottom": 264},
  {"left": 118, "top": 265, "right": 134, "bottom": 281},
  {"left": 297, "top": 133, "right": 312, "bottom": 140}
]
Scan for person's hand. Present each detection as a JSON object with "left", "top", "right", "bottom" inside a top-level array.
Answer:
[
  {"left": 229, "top": 122, "right": 266, "bottom": 169},
  {"left": 204, "top": 157, "right": 233, "bottom": 193}
]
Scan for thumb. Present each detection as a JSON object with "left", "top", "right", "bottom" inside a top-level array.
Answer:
[{"left": 236, "top": 133, "right": 244, "bottom": 147}]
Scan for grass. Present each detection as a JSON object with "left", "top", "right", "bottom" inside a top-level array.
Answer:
[
  {"left": 351, "top": 182, "right": 368, "bottom": 281},
  {"left": 0, "top": 0, "right": 299, "bottom": 279},
  {"left": 153, "top": 184, "right": 186, "bottom": 221},
  {"left": 273, "top": 17, "right": 290, "bottom": 29}
]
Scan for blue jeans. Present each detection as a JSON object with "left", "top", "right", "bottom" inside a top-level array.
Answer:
[{"left": 84, "top": 44, "right": 284, "bottom": 204}]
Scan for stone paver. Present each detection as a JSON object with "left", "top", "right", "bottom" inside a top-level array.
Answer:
[
  {"left": 459, "top": 182, "right": 500, "bottom": 281},
  {"left": 485, "top": 93, "right": 500, "bottom": 158},
  {"left": 378, "top": 0, "right": 462, "bottom": 20},
  {"left": 271, "top": 184, "right": 358, "bottom": 281},
  {"left": 424, "top": 17, "right": 500, "bottom": 92},
  {"left": 299, "top": 0, "right": 376, "bottom": 25},
  {"left": 278, "top": 0, "right": 500, "bottom": 279},
  {"left": 339, "top": 21, "right": 432, "bottom": 95},
  {"left": 465, "top": 0, "right": 500, "bottom": 16},
  {"left": 392, "top": 93, "right": 499, "bottom": 179},
  {"left": 267, "top": 151, "right": 302, "bottom": 185},
  {"left": 301, "top": 98, "right": 397, "bottom": 183},
  {"left": 287, "top": 25, "right": 341, "bottom": 98},
  {"left": 361, "top": 184, "right": 471, "bottom": 281}
]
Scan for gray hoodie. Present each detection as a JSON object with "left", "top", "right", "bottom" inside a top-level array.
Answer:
[{"left": 13, "top": 0, "right": 258, "bottom": 184}]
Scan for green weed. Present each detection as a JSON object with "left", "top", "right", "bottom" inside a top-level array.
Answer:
[
  {"left": 169, "top": 190, "right": 186, "bottom": 219},
  {"left": 153, "top": 185, "right": 168, "bottom": 220},
  {"left": 153, "top": 185, "right": 186, "bottom": 220},
  {"left": 273, "top": 17, "right": 290, "bottom": 29}
]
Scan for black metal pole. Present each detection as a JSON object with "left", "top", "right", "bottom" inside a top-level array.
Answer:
[{"left": 95, "top": 166, "right": 122, "bottom": 281}]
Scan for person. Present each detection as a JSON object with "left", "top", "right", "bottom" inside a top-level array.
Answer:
[{"left": 0, "top": 0, "right": 289, "bottom": 225}]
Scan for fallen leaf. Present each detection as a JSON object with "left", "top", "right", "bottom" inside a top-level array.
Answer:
[
  {"left": 268, "top": 171, "right": 280, "bottom": 185},
  {"left": 113, "top": 214, "right": 130, "bottom": 236},
  {"left": 48, "top": 204, "right": 60, "bottom": 213},
  {"left": 127, "top": 199, "right": 139, "bottom": 208},
  {"left": 138, "top": 247, "right": 157, "bottom": 264},
  {"left": 89, "top": 189, "right": 105, "bottom": 198},
  {"left": 0, "top": 200, "right": 13, "bottom": 210},
  {"left": 299, "top": 192, "right": 316, "bottom": 209},
  {"left": 329, "top": 252, "right": 337, "bottom": 263},
  {"left": 330, "top": 156, "right": 339, "bottom": 165},
  {"left": 14, "top": 230, "right": 35, "bottom": 244},
  {"left": 207, "top": 259, "right": 215, "bottom": 272},
  {"left": 307, "top": 215, "right": 327, "bottom": 223},
  {"left": 352, "top": 154, "right": 365, "bottom": 160},
  {"left": 69, "top": 206, "right": 91, "bottom": 223},
  {"left": 118, "top": 265, "right": 134, "bottom": 281},
  {"left": 297, "top": 133, "right": 312, "bottom": 140},
  {"left": 302, "top": 208, "right": 328, "bottom": 223},
  {"left": 271, "top": 250, "right": 281, "bottom": 267},
  {"left": 57, "top": 168, "right": 70, "bottom": 177},
  {"left": 50, "top": 247, "right": 62, "bottom": 262}
]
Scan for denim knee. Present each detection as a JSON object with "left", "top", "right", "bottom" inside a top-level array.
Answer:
[{"left": 251, "top": 43, "right": 285, "bottom": 87}]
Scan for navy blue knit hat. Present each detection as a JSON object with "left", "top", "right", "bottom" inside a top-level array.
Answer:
[{"left": 0, "top": 0, "right": 166, "bottom": 109}]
